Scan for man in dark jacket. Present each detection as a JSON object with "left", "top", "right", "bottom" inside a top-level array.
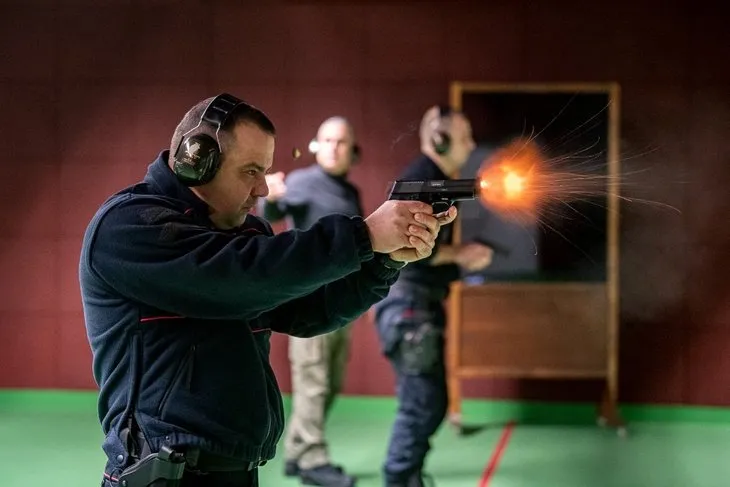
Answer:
[
  {"left": 261, "top": 116, "right": 363, "bottom": 487},
  {"left": 79, "top": 94, "right": 456, "bottom": 487},
  {"left": 373, "top": 106, "right": 493, "bottom": 487}
]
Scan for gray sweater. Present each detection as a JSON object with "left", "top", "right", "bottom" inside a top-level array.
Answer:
[{"left": 260, "top": 164, "right": 363, "bottom": 229}]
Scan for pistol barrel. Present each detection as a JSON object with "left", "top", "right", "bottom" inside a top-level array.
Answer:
[
  {"left": 387, "top": 178, "right": 477, "bottom": 213},
  {"left": 388, "top": 179, "right": 477, "bottom": 200}
]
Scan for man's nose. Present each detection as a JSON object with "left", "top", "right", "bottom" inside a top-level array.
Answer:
[{"left": 257, "top": 178, "right": 270, "bottom": 197}]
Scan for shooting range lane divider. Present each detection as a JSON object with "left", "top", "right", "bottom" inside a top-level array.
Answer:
[{"left": 478, "top": 420, "right": 516, "bottom": 487}]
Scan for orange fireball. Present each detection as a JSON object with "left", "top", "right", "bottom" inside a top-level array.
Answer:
[{"left": 477, "top": 137, "right": 543, "bottom": 216}]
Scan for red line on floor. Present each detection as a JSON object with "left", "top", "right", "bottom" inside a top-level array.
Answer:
[{"left": 478, "top": 420, "right": 516, "bottom": 487}]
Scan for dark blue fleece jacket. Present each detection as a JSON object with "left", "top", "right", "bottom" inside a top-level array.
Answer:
[{"left": 79, "top": 151, "right": 400, "bottom": 477}]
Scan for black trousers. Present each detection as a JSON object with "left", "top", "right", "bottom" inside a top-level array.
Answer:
[
  {"left": 373, "top": 288, "right": 448, "bottom": 484},
  {"left": 102, "top": 468, "right": 258, "bottom": 487}
]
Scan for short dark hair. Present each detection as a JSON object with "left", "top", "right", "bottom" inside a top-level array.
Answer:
[{"left": 169, "top": 95, "right": 276, "bottom": 159}]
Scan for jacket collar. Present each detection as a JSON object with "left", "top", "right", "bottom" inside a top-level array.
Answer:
[{"left": 144, "top": 150, "right": 210, "bottom": 215}]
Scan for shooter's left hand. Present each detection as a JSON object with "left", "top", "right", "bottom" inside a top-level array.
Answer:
[{"left": 389, "top": 206, "right": 458, "bottom": 263}]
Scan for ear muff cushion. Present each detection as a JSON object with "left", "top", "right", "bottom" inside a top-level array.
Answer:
[
  {"left": 431, "top": 105, "right": 453, "bottom": 155},
  {"left": 172, "top": 93, "right": 246, "bottom": 186},
  {"left": 173, "top": 133, "right": 220, "bottom": 185},
  {"left": 432, "top": 131, "right": 451, "bottom": 155}
]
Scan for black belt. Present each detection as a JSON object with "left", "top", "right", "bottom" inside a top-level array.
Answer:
[{"left": 185, "top": 448, "right": 267, "bottom": 472}]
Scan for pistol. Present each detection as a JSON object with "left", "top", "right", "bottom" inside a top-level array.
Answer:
[{"left": 387, "top": 179, "right": 477, "bottom": 214}]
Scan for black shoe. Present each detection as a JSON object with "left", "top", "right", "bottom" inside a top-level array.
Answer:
[
  {"left": 300, "top": 464, "right": 356, "bottom": 487},
  {"left": 286, "top": 460, "right": 345, "bottom": 478},
  {"left": 385, "top": 471, "right": 434, "bottom": 487},
  {"left": 285, "top": 460, "right": 300, "bottom": 477}
]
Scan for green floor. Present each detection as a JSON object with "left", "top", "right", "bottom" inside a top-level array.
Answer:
[{"left": 2, "top": 391, "right": 730, "bottom": 487}]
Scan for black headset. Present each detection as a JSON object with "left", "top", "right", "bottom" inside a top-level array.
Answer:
[
  {"left": 172, "top": 93, "right": 245, "bottom": 186},
  {"left": 431, "top": 105, "right": 453, "bottom": 156},
  {"left": 351, "top": 143, "right": 362, "bottom": 164}
]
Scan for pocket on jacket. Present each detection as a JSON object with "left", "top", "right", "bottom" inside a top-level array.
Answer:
[{"left": 157, "top": 346, "right": 195, "bottom": 418}]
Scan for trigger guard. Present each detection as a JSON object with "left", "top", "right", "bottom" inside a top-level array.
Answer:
[{"left": 432, "top": 202, "right": 450, "bottom": 214}]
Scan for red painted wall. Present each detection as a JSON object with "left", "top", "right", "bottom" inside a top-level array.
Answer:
[{"left": 0, "top": 0, "right": 727, "bottom": 406}]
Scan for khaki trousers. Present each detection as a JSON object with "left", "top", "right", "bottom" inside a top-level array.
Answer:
[{"left": 283, "top": 325, "right": 351, "bottom": 469}]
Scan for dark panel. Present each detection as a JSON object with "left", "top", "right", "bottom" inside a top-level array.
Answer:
[
  {"left": 0, "top": 238, "right": 59, "bottom": 313},
  {"left": 0, "top": 160, "right": 60, "bottom": 239},
  {"left": 112, "top": 4, "right": 212, "bottom": 84},
  {"left": 685, "top": 244, "right": 730, "bottom": 330},
  {"left": 57, "top": 4, "right": 211, "bottom": 83},
  {"left": 56, "top": 7, "right": 140, "bottom": 82},
  {"left": 524, "top": 3, "right": 690, "bottom": 83},
  {"left": 59, "top": 238, "right": 84, "bottom": 313},
  {"left": 0, "top": 7, "right": 56, "bottom": 80},
  {"left": 0, "top": 83, "right": 58, "bottom": 160},
  {"left": 620, "top": 243, "right": 687, "bottom": 329},
  {"left": 687, "top": 84, "right": 730, "bottom": 246},
  {"left": 211, "top": 5, "right": 292, "bottom": 85},
  {"left": 57, "top": 84, "right": 143, "bottom": 164},
  {"left": 462, "top": 378, "right": 605, "bottom": 404},
  {"left": 57, "top": 311, "right": 96, "bottom": 389},
  {"left": 686, "top": 327, "right": 730, "bottom": 406},
  {"left": 618, "top": 83, "right": 690, "bottom": 249},
  {"left": 443, "top": 3, "right": 525, "bottom": 81},
  {"left": 0, "top": 313, "right": 58, "bottom": 388},
  {"left": 364, "top": 3, "right": 448, "bottom": 82},
  {"left": 619, "top": 320, "right": 686, "bottom": 404},
  {"left": 286, "top": 5, "right": 368, "bottom": 83},
  {"left": 689, "top": 7, "right": 730, "bottom": 83}
]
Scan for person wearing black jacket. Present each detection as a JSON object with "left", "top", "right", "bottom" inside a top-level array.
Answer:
[
  {"left": 260, "top": 117, "right": 363, "bottom": 487},
  {"left": 79, "top": 94, "right": 456, "bottom": 487},
  {"left": 373, "top": 106, "right": 493, "bottom": 487}
]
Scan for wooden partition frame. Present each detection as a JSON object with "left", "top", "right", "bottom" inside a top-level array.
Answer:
[{"left": 446, "top": 81, "right": 624, "bottom": 432}]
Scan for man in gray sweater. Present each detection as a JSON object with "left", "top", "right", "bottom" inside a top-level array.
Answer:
[{"left": 260, "top": 117, "right": 362, "bottom": 487}]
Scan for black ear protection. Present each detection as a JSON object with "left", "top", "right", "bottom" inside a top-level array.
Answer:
[
  {"left": 351, "top": 143, "right": 361, "bottom": 164},
  {"left": 172, "top": 93, "right": 245, "bottom": 186},
  {"left": 430, "top": 105, "right": 453, "bottom": 156}
]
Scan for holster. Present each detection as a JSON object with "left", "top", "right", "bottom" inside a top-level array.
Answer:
[
  {"left": 375, "top": 284, "right": 445, "bottom": 375},
  {"left": 395, "top": 320, "right": 443, "bottom": 375},
  {"left": 114, "top": 416, "right": 186, "bottom": 487},
  {"left": 116, "top": 445, "right": 186, "bottom": 487}
]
